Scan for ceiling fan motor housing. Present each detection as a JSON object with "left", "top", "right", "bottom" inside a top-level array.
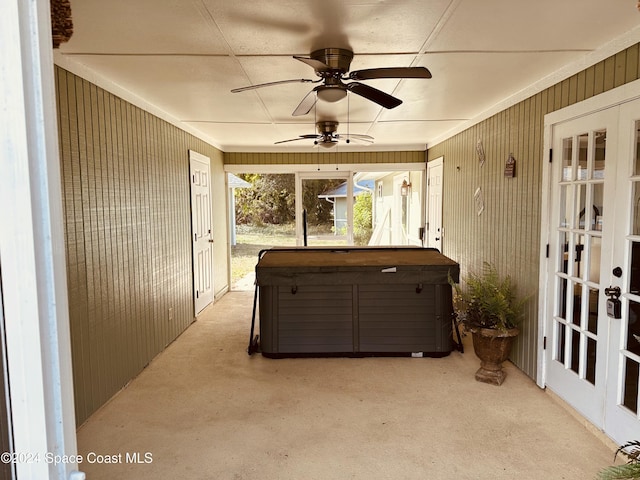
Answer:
[
  {"left": 310, "top": 48, "right": 354, "bottom": 74},
  {"left": 317, "top": 120, "right": 339, "bottom": 135}
]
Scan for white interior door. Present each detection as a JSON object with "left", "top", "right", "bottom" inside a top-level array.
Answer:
[
  {"left": 190, "top": 151, "right": 213, "bottom": 315},
  {"left": 605, "top": 99, "right": 640, "bottom": 443},
  {"left": 426, "top": 157, "right": 443, "bottom": 250}
]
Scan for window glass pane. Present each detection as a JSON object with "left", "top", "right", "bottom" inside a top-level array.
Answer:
[
  {"left": 631, "top": 242, "right": 640, "bottom": 295},
  {"left": 634, "top": 121, "right": 640, "bottom": 175},
  {"left": 570, "top": 329, "right": 580, "bottom": 374},
  {"left": 588, "top": 236, "right": 601, "bottom": 284},
  {"left": 573, "top": 234, "right": 586, "bottom": 278},
  {"left": 587, "top": 288, "right": 598, "bottom": 334},
  {"left": 592, "top": 183, "right": 604, "bottom": 231},
  {"left": 586, "top": 337, "right": 596, "bottom": 385},
  {"left": 560, "top": 185, "right": 571, "bottom": 228},
  {"left": 633, "top": 183, "right": 640, "bottom": 236},
  {"left": 558, "top": 276, "right": 568, "bottom": 318},
  {"left": 623, "top": 357, "right": 639, "bottom": 414},
  {"left": 575, "top": 184, "right": 586, "bottom": 230},
  {"left": 593, "top": 129, "right": 606, "bottom": 179},
  {"left": 578, "top": 133, "right": 588, "bottom": 180},
  {"left": 560, "top": 232, "right": 569, "bottom": 274},
  {"left": 572, "top": 283, "right": 582, "bottom": 326},
  {"left": 555, "top": 321, "right": 566, "bottom": 364},
  {"left": 562, "top": 138, "right": 573, "bottom": 181},
  {"left": 627, "top": 301, "right": 640, "bottom": 353}
]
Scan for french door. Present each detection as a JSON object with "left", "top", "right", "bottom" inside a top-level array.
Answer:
[{"left": 544, "top": 98, "right": 640, "bottom": 444}]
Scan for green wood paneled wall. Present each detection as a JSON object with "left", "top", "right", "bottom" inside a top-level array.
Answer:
[
  {"left": 428, "top": 43, "right": 640, "bottom": 380},
  {"left": 55, "top": 66, "right": 226, "bottom": 425},
  {"left": 225, "top": 150, "right": 425, "bottom": 165}
]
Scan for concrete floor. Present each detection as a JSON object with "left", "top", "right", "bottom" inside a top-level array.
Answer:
[{"left": 77, "top": 291, "right": 618, "bottom": 480}]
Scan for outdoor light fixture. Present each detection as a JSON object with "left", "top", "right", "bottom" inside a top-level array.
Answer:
[{"left": 401, "top": 179, "right": 412, "bottom": 196}]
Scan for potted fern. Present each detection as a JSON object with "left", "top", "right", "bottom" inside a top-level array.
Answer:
[
  {"left": 450, "top": 262, "right": 528, "bottom": 386},
  {"left": 597, "top": 440, "right": 640, "bottom": 479}
]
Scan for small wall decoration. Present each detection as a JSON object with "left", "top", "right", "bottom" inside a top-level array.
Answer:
[
  {"left": 476, "top": 139, "right": 486, "bottom": 167},
  {"left": 474, "top": 187, "right": 485, "bottom": 216},
  {"left": 504, "top": 153, "right": 516, "bottom": 178}
]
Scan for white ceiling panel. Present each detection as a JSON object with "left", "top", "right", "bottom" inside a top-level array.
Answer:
[
  {"left": 62, "top": 0, "right": 229, "bottom": 54},
  {"left": 56, "top": 0, "right": 640, "bottom": 152},
  {"left": 430, "top": 0, "right": 640, "bottom": 51}
]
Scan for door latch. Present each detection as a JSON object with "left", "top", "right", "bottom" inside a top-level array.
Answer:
[{"left": 605, "top": 286, "right": 621, "bottom": 319}]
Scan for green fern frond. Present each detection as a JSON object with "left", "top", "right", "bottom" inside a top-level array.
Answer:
[{"left": 596, "top": 464, "right": 640, "bottom": 479}]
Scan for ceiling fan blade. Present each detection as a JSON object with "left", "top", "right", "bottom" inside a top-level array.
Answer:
[
  {"left": 344, "top": 133, "right": 374, "bottom": 140},
  {"left": 346, "top": 82, "right": 402, "bottom": 109},
  {"left": 231, "top": 78, "right": 315, "bottom": 93},
  {"left": 274, "top": 137, "right": 312, "bottom": 145},
  {"left": 349, "top": 67, "right": 432, "bottom": 80},
  {"left": 293, "top": 56, "right": 331, "bottom": 72},
  {"left": 292, "top": 89, "right": 318, "bottom": 116},
  {"left": 346, "top": 137, "right": 374, "bottom": 144}
]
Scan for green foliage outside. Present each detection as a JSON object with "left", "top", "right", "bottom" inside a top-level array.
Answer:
[
  {"left": 234, "top": 174, "right": 295, "bottom": 225},
  {"left": 234, "top": 174, "right": 343, "bottom": 226},
  {"left": 353, "top": 193, "right": 373, "bottom": 245}
]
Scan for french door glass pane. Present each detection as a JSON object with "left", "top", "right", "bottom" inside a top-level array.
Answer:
[
  {"left": 560, "top": 185, "right": 571, "bottom": 228},
  {"left": 634, "top": 122, "right": 640, "bottom": 175},
  {"left": 628, "top": 300, "right": 640, "bottom": 352},
  {"left": 570, "top": 329, "right": 580, "bottom": 373},
  {"left": 588, "top": 235, "right": 602, "bottom": 284},
  {"left": 572, "top": 283, "right": 582, "bottom": 326},
  {"left": 633, "top": 183, "right": 640, "bottom": 236},
  {"left": 588, "top": 288, "right": 599, "bottom": 334},
  {"left": 623, "top": 357, "right": 639, "bottom": 414},
  {"left": 592, "top": 183, "right": 604, "bottom": 231},
  {"left": 578, "top": 133, "right": 588, "bottom": 180},
  {"left": 576, "top": 184, "right": 587, "bottom": 229},
  {"left": 586, "top": 337, "right": 597, "bottom": 385},
  {"left": 593, "top": 129, "right": 606, "bottom": 178},
  {"left": 631, "top": 243, "right": 640, "bottom": 295},
  {"left": 556, "top": 321, "right": 566, "bottom": 363},
  {"left": 562, "top": 138, "right": 573, "bottom": 181}
]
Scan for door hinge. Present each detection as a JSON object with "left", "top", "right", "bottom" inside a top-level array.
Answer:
[
  {"left": 196, "top": 290, "right": 199, "bottom": 299},
  {"left": 543, "top": 336, "right": 547, "bottom": 350},
  {"left": 549, "top": 148, "right": 553, "bottom": 163},
  {"left": 545, "top": 244, "right": 549, "bottom": 258}
]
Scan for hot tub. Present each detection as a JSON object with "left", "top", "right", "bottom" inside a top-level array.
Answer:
[{"left": 253, "top": 247, "right": 460, "bottom": 358}]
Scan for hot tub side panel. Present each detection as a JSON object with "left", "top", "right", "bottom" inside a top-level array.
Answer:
[{"left": 259, "top": 284, "right": 354, "bottom": 354}]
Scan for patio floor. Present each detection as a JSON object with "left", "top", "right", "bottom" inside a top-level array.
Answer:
[{"left": 76, "top": 290, "right": 619, "bottom": 480}]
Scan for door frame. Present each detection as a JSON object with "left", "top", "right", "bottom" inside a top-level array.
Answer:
[
  {"left": 540, "top": 77, "right": 640, "bottom": 388},
  {"left": 426, "top": 156, "right": 444, "bottom": 250},
  {"left": 1, "top": 0, "right": 79, "bottom": 477},
  {"left": 295, "top": 171, "right": 353, "bottom": 246}
]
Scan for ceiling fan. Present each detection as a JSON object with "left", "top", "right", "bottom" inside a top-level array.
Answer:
[
  {"left": 231, "top": 48, "right": 431, "bottom": 116},
  {"left": 275, "top": 120, "right": 373, "bottom": 148}
]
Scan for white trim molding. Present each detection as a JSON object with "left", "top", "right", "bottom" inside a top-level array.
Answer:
[{"left": 1, "top": 0, "right": 80, "bottom": 478}]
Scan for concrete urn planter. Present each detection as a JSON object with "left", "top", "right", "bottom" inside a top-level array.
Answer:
[{"left": 470, "top": 327, "right": 519, "bottom": 386}]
